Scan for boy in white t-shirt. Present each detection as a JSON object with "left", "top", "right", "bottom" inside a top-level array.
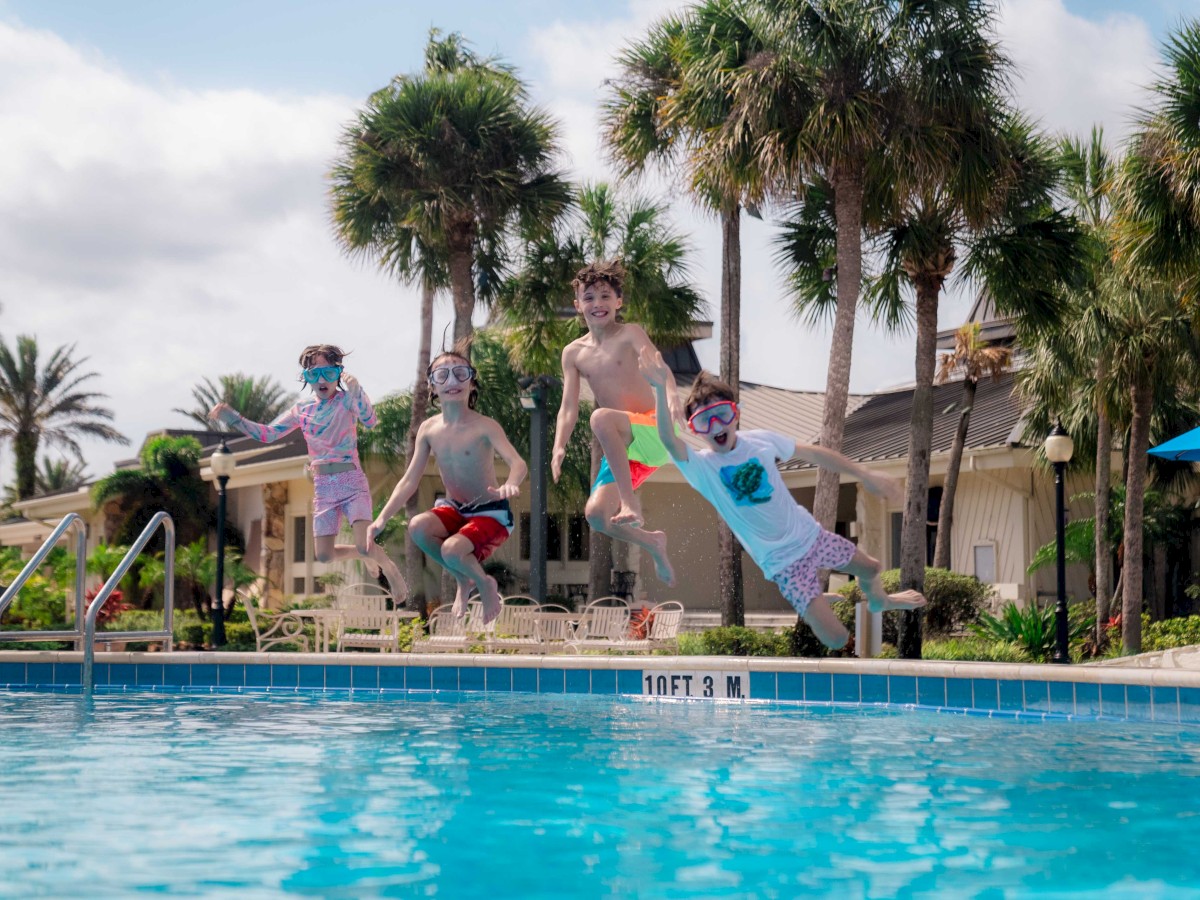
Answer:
[{"left": 639, "top": 348, "right": 926, "bottom": 649}]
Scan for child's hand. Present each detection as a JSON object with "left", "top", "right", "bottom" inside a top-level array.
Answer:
[
  {"left": 489, "top": 483, "right": 520, "bottom": 499},
  {"left": 551, "top": 446, "right": 566, "bottom": 482},
  {"left": 866, "top": 475, "right": 904, "bottom": 505},
  {"left": 341, "top": 373, "right": 359, "bottom": 393},
  {"left": 638, "top": 346, "right": 670, "bottom": 387},
  {"left": 209, "top": 402, "right": 232, "bottom": 423},
  {"left": 367, "top": 517, "right": 386, "bottom": 543}
]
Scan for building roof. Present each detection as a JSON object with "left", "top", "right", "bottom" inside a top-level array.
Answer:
[
  {"left": 936, "top": 289, "right": 1016, "bottom": 350},
  {"left": 199, "top": 428, "right": 310, "bottom": 466},
  {"left": 781, "top": 370, "right": 1022, "bottom": 469}
]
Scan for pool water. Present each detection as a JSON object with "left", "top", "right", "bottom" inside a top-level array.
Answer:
[{"left": 3, "top": 690, "right": 1199, "bottom": 898}]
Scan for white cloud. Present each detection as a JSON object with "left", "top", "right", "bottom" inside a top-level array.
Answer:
[{"left": 0, "top": 21, "right": 430, "bottom": 483}]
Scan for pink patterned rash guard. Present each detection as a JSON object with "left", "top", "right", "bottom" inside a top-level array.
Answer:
[{"left": 218, "top": 386, "right": 377, "bottom": 467}]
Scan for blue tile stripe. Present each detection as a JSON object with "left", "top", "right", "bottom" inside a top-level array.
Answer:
[{"left": 2, "top": 659, "right": 1198, "bottom": 725}]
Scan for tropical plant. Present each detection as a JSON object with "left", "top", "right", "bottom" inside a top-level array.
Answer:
[
  {"left": 971, "top": 601, "right": 1092, "bottom": 662},
  {"left": 329, "top": 28, "right": 570, "bottom": 345},
  {"left": 932, "top": 323, "right": 1013, "bottom": 569},
  {"left": 174, "top": 373, "right": 291, "bottom": 430},
  {"left": 174, "top": 538, "right": 216, "bottom": 618},
  {"left": 0, "top": 334, "right": 126, "bottom": 500},
  {"left": 604, "top": 0, "right": 764, "bottom": 626}
]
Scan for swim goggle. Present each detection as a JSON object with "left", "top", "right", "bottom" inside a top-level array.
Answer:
[
  {"left": 429, "top": 364, "right": 476, "bottom": 385},
  {"left": 687, "top": 401, "right": 738, "bottom": 434},
  {"left": 302, "top": 365, "right": 343, "bottom": 384}
]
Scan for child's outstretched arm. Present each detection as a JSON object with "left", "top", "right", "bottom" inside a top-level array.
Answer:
[
  {"left": 209, "top": 403, "right": 298, "bottom": 443},
  {"left": 551, "top": 344, "right": 581, "bottom": 483},
  {"left": 791, "top": 442, "right": 903, "bottom": 504},
  {"left": 630, "top": 325, "right": 683, "bottom": 424},
  {"left": 485, "top": 419, "right": 528, "bottom": 499},
  {"left": 638, "top": 347, "right": 688, "bottom": 463},
  {"left": 367, "top": 422, "right": 434, "bottom": 542}
]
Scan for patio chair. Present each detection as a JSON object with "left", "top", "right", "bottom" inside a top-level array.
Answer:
[
  {"left": 411, "top": 603, "right": 483, "bottom": 653},
  {"left": 239, "top": 591, "right": 310, "bottom": 652},
  {"left": 568, "top": 599, "right": 631, "bottom": 652},
  {"left": 335, "top": 582, "right": 393, "bottom": 611},
  {"left": 484, "top": 596, "right": 543, "bottom": 653},
  {"left": 335, "top": 608, "right": 402, "bottom": 653}
]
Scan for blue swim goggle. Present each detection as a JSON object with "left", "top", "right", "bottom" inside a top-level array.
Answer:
[{"left": 302, "top": 365, "right": 343, "bottom": 384}]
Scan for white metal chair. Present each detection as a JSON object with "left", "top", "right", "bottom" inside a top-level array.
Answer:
[
  {"left": 569, "top": 600, "right": 631, "bottom": 651},
  {"left": 411, "top": 603, "right": 483, "bottom": 653},
  {"left": 335, "top": 582, "right": 393, "bottom": 611},
  {"left": 484, "top": 596, "right": 543, "bottom": 653},
  {"left": 335, "top": 608, "right": 402, "bottom": 653},
  {"left": 239, "top": 591, "right": 310, "bottom": 652}
]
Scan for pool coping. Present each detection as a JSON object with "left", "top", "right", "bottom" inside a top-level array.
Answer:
[{"left": 3, "top": 650, "right": 1199, "bottom": 724}]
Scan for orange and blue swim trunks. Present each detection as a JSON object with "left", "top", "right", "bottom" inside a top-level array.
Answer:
[{"left": 592, "top": 411, "right": 673, "bottom": 492}]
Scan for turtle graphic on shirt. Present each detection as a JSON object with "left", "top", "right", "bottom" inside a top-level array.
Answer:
[{"left": 719, "top": 458, "right": 773, "bottom": 506}]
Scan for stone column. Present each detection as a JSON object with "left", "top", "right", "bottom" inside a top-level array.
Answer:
[{"left": 261, "top": 481, "right": 288, "bottom": 608}]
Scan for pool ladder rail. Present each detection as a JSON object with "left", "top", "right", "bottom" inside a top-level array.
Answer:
[{"left": 0, "top": 511, "right": 176, "bottom": 693}]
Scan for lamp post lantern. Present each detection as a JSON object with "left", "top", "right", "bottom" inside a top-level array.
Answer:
[
  {"left": 1044, "top": 422, "right": 1074, "bottom": 664},
  {"left": 210, "top": 440, "right": 237, "bottom": 648},
  {"left": 519, "top": 374, "right": 561, "bottom": 605}
]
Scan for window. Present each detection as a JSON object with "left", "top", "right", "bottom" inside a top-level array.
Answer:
[
  {"left": 521, "top": 513, "right": 582, "bottom": 562},
  {"left": 292, "top": 577, "right": 306, "bottom": 594},
  {"left": 520, "top": 513, "right": 531, "bottom": 560},
  {"left": 567, "top": 515, "right": 589, "bottom": 561},
  {"left": 973, "top": 544, "right": 997, "bottom": 584},
  {"left": 547, "top": 515, "right": 562, "bottom": 563},
  {"left": 292, "top": 516, "right": 307, "bottom": 564}
]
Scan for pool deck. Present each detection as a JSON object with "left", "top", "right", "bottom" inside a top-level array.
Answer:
[{"left": 3, "top": 649, "right": 1200, "bottom": 724}]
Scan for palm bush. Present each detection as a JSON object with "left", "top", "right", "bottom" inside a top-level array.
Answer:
[{"left": 971, "top": 601, "right": 1093, "bottom": 661}]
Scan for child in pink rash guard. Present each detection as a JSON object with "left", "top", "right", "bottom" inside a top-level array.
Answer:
[{"left": 209, "top": 343, "right": 406, "bottom": 602}]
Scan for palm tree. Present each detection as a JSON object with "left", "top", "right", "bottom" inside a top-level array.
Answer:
[
  {"left": 494, "top": 183, "right": 704, "bottom": 599},
  {"left": 0, "top": 335, "right": 127, "bottom": 500},
  {"left": 932, "top": 323, "right": 1012, "bottom": 569},
  {"left": 329, "top": 29, "right": 571, "bottom": 345},
  {"left": 175, "top": 374, "right": 290, "bottom": 430},
  {"left": 603, "top": 0, "right": 764, "bottom": 626}
]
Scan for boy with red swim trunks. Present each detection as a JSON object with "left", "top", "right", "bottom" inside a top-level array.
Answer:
[{"left": 368, "top": 342, "right": 527, "bottom": 625}]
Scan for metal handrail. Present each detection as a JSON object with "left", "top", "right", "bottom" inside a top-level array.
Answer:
[
  {"left": 83, "top": 512, "right": 175, "bottom": 693},
  {"left": 0, "top": 513, "right": 87, "bottom": 649}
]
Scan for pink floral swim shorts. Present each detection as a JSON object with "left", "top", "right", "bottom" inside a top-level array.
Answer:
[
  {"left": 771, "top": 530, "right": 857, "bottom": 616},
  {"left": 312, "top": 468, "right": 373, "bottom": 537}
]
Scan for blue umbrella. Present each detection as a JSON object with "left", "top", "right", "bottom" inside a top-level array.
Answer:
[{"left": 1147, "top": 425, "right": 1200, "bottom": 461}]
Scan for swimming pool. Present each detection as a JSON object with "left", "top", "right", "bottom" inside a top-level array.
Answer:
[{"left": 4, "top": 689, "right": 1199, "bottom": 898}]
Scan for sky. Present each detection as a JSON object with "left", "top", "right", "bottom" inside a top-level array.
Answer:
[{"left": 0, "top": 0, "right": 1194, "bottom": 486}]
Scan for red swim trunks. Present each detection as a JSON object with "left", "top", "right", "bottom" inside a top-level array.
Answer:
[{"left": 428, "top": 497, "right": 513, "bottom": 562}]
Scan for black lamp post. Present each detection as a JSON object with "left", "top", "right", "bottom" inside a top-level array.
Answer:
[
  {"left": 210, "top": 440, "right": 237, "bottom": 648},
  {"left": 519, "top": 375, "right": 561, "bottom": 605},
  {"left": 1044, "top": 422, "right": 1074, "bottom": 664}
]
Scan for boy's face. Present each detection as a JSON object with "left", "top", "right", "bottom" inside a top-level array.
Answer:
[
  {"left": 574, "top": 280, "right": 622, "bottom": 328},
  {"left": 429, "top": 355, "right": 476, "bottom": 405},
  {"left": 688, "top": 400, "right": 739, "bottom": 453}
]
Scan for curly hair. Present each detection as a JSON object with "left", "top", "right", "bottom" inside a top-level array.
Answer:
[
  {"left": 684, "top": 371, "right": 737, "bottom": 417},
  {"left": 298, "top": 344, "right": 347, "bottom": 390},
  {"left": 572, "top": 258, "right": 626, "bottom": 295}
]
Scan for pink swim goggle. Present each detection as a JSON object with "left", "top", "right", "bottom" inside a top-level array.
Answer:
[{"left": 687, "top": 401, "right": 738, "bottom": 434}]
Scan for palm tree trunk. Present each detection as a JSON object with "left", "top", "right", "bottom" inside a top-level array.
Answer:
[
  {"left": 448, "top": 241, "right": 476, "bottom": 345},
  {"left": 811, "top": 174, "right": 863, "bottom": 532},
  {"left": 719, "top": 203, "right": 744, "bottom": 626},
  {"left": 932, "top": 379, "right": 975, "bottom": 570},
  {"left": 588, "top": 435, "right": 613, "bottom": 599},
  {"left": 1094, "top": 373, "right": 1113, "bottom": 642},
  {"left": 14, "top": 431, "right": 38, "bottom": 500},
  {"left": 897, "top": 282, "right": 939, "bottom": 659},
  {"left": 1122, "top": 374, "right": 1152, "bottom": 654},
  {"left": 404, "top": 282, "right": 435, "bottom": 618}
]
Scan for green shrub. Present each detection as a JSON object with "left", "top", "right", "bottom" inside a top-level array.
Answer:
[
  {"left": 839, "top": 567, "right": 992, "bottom": 636},
  {"left": 686, "top": 626, "right": 793, "bottom": 657},
  {"left": 971, "top": 601, "right": 1092, "bottom": 662},
  {"left": 922, "top": 637, "right": 1031, "bottom": 663},
  {"left": 1142, "top": 614, "right": 1200, "bottom": 652}
]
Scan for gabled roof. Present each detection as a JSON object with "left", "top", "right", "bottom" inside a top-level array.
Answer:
[
  {"left": 199, "top": 428, "right": 310, "bottom": 466},
  {"left": 781, "top": 371, "right": 1022, "bottom": 469},
  {"left": 936, "top": 289, "right": 1016, "bottom": 350}
]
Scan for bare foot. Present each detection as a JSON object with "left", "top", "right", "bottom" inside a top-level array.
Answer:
[
  {"left": 871, "top": 589, "right": 927, "bottom": 614},
  {"left": 478, "top": 576, "right": 502, "bottom": 626},
  {"left": 610, "top": 498, "right": 644, "bottom": 528},
  {"left": 452, "top": 579, "right": 476, "bottom": 618},
  {"left": 379, "top": 559, "right": 408, "bottom": 606},
  {"left": 644, "top": 530, "right": 676, "bottom": 587}
]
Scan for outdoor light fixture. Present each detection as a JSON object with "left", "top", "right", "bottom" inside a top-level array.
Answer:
[
  {"left": 1044, "top": 421, "right": 1074, "bottom": 664},
  {"left": 210, "top": 440, "right": 237, "bottom": 648}
]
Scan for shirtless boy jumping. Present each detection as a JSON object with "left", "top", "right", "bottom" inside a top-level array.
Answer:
[
  {"left": 368, "top": 342, "right": 527, "bottom": 625},
  {"left": 552, "top": 259, "right": 679, "bottom": 586}
]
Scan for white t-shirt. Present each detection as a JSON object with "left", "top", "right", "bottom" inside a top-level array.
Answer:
[{"left": 674, "top": 428, "right": 821, "bottom": 579}]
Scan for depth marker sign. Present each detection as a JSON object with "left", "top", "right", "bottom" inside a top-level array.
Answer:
[{"left": 642, "top": 670, "right": 749, "bottom": 699}]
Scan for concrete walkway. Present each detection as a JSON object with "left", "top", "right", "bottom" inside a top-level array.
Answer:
[{"left": 1090, "top": 645, "right": 1200, "bottom": 670}]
